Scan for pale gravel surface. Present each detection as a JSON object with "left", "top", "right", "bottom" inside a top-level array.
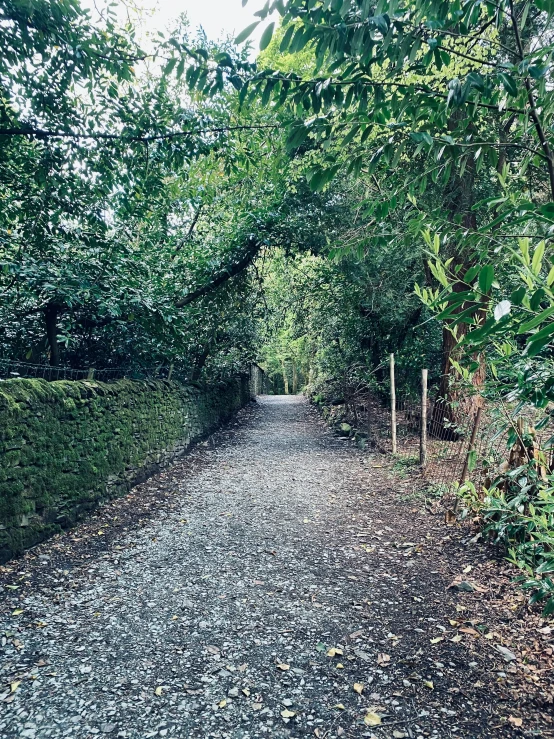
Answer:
[{"left": 0, "top": 396, "right": 533, "bottom": 738}]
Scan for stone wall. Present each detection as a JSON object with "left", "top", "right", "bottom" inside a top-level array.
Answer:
[{"left": 0, "top": 375, "right": 253, "bottom": 562}]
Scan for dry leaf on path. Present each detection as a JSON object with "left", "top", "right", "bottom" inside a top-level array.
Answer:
[
  {"left": 495, "top": 645, "right": 517, "bottom": 662},
  {"left": 364, "top": 711, "right": 382, "bottom": 726},
  {"left": 277, "top": 663, "right": 290, "bottom": 671},
  {"left": 281, "top": 709, "right": 296, "bottom": 718},
  {"left": 377, "top": 653, "right": 390, "bottom": 666},
  {"left": 353, "top": 682, "right": 364, "bottom": 695},
  {"left": 509, "top": 716, "right": 523, "bottom": 727},
  {"left": 154, "top": 687, "right": 163, "bottom": 696}
]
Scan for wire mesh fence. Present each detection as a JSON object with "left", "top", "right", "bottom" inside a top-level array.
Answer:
[
  {"left": 0, "top": 358, "right": 266, "bottom": 399},
  {"left": 0, "top": 358, "right": 178, "bottom": 383},
  {"left": 323, "top": 354, "right": 553, "bottom": 494}
]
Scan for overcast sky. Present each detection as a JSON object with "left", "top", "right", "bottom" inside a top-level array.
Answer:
[
  {"left": 85, "top": 0, "right": 271, "bottom": 48},
  {"left": 147, "top": 0, "right": 265, "bottom": 42}
]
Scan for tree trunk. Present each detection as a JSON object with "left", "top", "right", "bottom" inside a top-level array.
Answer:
[
  {"left": 281, "top": 360, "right": 289, "bottom": 394},
  {"left": 191, "top": 342, "right": 212, "bottom": 382},
  {"left": 430, "top": 111, "right": 486, "bottom": 437},
  {"left": 44, "top": 304, "right": 60, "bottom": 367},
  {"left": 292, "top": 362, "right": 298, "bottom": 394}
]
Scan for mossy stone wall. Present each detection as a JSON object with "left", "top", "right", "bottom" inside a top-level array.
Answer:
[{"left": 0, "top": 375, "right": 253, "bottom": 562}]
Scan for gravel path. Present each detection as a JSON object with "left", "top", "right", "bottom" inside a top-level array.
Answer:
[{"left": 0, "top": 396, "right": 545, "bottom": 738}]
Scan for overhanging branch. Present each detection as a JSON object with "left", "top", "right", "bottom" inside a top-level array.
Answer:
[{"left": 175, "top": 237, "right": 261, "bottom": 308}]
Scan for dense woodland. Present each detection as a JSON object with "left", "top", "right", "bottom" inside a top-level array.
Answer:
[{"left": 1, "top": 0, "right": 554, "bottom": 609}]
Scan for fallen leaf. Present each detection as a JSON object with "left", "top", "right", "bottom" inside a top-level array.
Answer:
[
  {"left": 10, "top": 681, "right": 21, "bottom": 693},
  {"left": 242, "top": 688, "right": 250, "bottom": 697},
  {"left": 333, "top": 704, "right": 345, "bottom": 710},
  {"left": 11, "top": 609, "right": 23, "bottom": 616},
  {"left": 430, "top": 637, "right": 444, "bottom": 644},
  {"left": 336, "top": 663, "right": 344, "bottom": 669},
  {"left": 377, "top": 653, "right": 390, "bottom": 666},
  {"left": 423, "top": 680, "right": 434, "bottom": 690},
  {"left": 364, "top": 711, "right": 382, "bottom": 726},
  {"left": 326, "top": 647, "right": 343, "bottom": 658},
  {"left": 353, "top": 682, "right": 364, "bottom": 695},
  {"left": 463, "top": 565, "right": 472, "bottom": 574},
  {"left": 509, "top": 716, "right": 523, "bottom": 728},
  {"left": 277, "top": 663, "right": 290, "bottom": 671},
  {"left": 252, "top": 703, "right": 263, "bottom": 710},
  {"left": 450, "top": 635, "right": 463, "bottom": 643},
  {"left": 218, "top": 700, "right": 227, "bottom": 709},
  {"left": 281, "top": 709, "right": 296, "bottom": 718},
  {"left": 495, "top": 645, "right": 517, "bottom": 662},
  {"left": 154, "top": 687, "right": 163, "bottom": 696}
]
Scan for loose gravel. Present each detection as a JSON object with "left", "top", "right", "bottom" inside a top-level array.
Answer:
[{"left": 0, "top": 396, "right": 549, "bottom": 738}]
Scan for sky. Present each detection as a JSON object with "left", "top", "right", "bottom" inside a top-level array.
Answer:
[
  {"left": 145, "top": 0, "right": 267, "bottom": 43},
  {"left": 85, "top": 0, "right": 272, "bottom": 48}
]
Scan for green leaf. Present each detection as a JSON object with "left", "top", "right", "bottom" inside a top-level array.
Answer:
[
  {"left": 463, "top": 265, "right": 479, "bottom": 284},
  {"left": 478, "top": 265, "right": 494, "bottom": 294},
  {"left": 517, "top": 305, "right": 554, "bottom": 334},
  {"left": 235, "top": 21, "right": 260, "bottom": 45},
  {"left": 280, "top": 24, "right": 295, "bottom": 53},
  {"left": 531, "top": 241, "right": 545, "bottom": 276},
  {"left": 526, "top": 334, "right": 554, "bottom": 357},
  {"left": 259, "top": 22, "right": 275, "bottom": 51},
  {"left": 539, "top": 203, "right": 554, "bottom": 220},
  {"left": 510, "top": 286, "right": 527, "bottom": 306},
  {"left": 498, "top": 72, "right": 518, "bottom": 97}
]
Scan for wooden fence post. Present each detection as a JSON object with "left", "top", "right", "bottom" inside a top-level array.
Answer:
[
  {"left": 420, "top": 368, "right": 428, "bottom": 467},
  {"left": 390, "top": 353, "right": 397, "bottom": 454}
]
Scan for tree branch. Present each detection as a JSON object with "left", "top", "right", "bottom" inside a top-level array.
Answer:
[
  {"left": 175, "top": 237, "right": 261, "bottom": 308},
  {"left": 0, "top": 124, "right": 280, "bottom": 143}
]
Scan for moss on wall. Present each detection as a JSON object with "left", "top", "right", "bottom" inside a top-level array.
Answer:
[{"left": 0, "top": 375, "right": 253, "bottom": 562}]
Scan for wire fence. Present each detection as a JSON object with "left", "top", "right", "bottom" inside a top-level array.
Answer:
[
  {"left": 0, "top": 357, "right": 268, "bottom": 403},
  {"left": 0, "top": 358, "right": 181, "bottom": 383},
  {"left": 322, "top": 354, "right": 553, "bottom": 494}
]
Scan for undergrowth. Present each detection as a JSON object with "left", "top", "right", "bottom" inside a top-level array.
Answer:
[{"left": 457, "top": 459, "right": 554, "bottom": 617}]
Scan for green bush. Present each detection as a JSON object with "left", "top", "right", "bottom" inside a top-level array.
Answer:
[{"left": 458, "top": 461, "right": 554, "bottom": 616}]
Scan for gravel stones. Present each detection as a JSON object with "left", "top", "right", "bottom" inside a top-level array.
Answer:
[{"left": 0, "top": 396, "right": 541, "bottom": 737}]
